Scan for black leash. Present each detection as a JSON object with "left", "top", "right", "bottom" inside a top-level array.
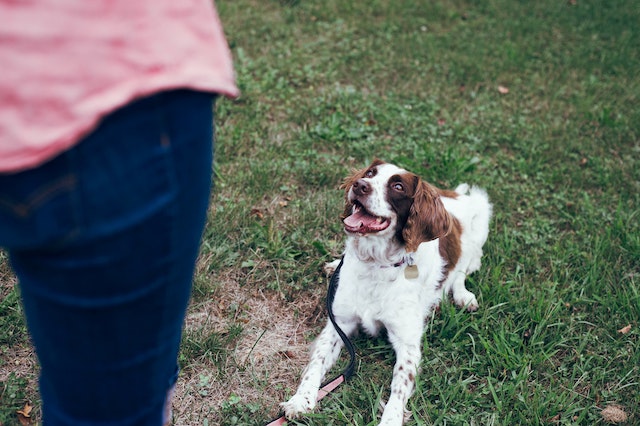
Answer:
[
  {"left": 266, "top": 257, "right": 356, "bottom": 425},
  {"left": 324, "top": 257, "right": 356, "bottom": 380}
]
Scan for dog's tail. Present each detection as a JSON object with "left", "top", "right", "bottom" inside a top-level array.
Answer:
[
  {"left": 454, "top": 183, "right": 470, "bottom": 195},
  {"left": 454, "top": 183, "right": 492, "bottom": 242},
  {"left": 468, "top": 186, "right": 492, "bottom": 245}
]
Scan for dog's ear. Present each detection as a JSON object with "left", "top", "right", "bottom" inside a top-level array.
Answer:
[{"left": 403, "top": 179, "right": 453, "bottom": 252}]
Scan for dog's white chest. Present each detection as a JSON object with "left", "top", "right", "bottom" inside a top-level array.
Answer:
[{"left": 333, "top": 263, "right": 426, "bottom": 335}]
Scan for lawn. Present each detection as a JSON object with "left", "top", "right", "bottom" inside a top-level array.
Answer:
[{"left": 1, "top": 0, "right": 639, "bottom": 425}]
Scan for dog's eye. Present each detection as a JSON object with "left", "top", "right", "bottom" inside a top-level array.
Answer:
[
  {"left": 392, "top": 182, "right": 404, "bottom": 192},
  {"left": 364, "top": 169, "right": 375, "bottom": 178}
]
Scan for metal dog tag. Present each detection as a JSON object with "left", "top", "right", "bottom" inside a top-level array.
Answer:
[{"left": 404, "top": 265, "right": 419, "bottom": 279}]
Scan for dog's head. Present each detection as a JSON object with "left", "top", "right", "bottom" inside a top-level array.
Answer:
[{"left": 340, "top": 160, "right": 454, "bottom": 252}]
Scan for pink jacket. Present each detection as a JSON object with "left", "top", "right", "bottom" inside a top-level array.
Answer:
[{"left": 0, "top": 0, "right": 239, "bottom": 173}]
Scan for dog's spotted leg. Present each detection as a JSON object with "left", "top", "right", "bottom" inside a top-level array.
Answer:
[
  {"left": 281, "top": 319, "right": 355, "bottom": 419},
  {"left": 379, "top": 330, "right": 422, "bottom": 426}
]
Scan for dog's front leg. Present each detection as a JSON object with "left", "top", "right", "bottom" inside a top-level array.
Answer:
[
  {"left": 281, "top": 320, "right": 352, "bottom": 419},
  {"left": 379, "top": 329, "right": 422, "bottom": 426}
]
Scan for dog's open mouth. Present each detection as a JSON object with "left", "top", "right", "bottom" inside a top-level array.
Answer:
[{"left": 343, "top": 203, "right": 390, "bottom": 234}]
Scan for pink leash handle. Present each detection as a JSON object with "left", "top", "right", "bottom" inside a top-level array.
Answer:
[{"left": 265, "top": 375, "right": 346, "bottom": 426}]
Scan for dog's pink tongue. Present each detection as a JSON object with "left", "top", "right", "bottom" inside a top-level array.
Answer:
[{"left": 344, "top": 210, "right": 376, "bottom": 230}]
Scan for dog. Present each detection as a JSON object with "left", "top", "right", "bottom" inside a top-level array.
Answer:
[{"left": 281, "top": 159, "right": 492, "bottom": 425}]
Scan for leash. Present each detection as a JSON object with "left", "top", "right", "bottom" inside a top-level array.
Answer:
[{"left": 266, "top": 257, "right": 356, "bottom": 425}]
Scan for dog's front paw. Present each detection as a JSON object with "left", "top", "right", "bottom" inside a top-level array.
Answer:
[
  {"left": 377, "top": 399, "right": 408, "bottom": 426},
  {"left": 280, "top": 393, "right": 316, "bottom": 419},
  {"left": 453, "top": 289, "right": 479, "bottom": 312},
  {"left": 378, "top": 409, "right": 405, "bottom": 426}
]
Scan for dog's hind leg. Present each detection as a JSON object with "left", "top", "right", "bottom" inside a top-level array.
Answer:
[
  {"left": 449, "top": 270, "right": 479, "bottom": 312},
  {"left": 281, "top": 319, "right": 356, "bottom": 419}
]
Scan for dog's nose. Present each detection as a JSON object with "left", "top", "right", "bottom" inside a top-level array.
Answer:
[{"left": 352, "top": 179, "right": 371, "bottom": 196}]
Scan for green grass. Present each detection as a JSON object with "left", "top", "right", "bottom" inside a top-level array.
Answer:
[{"left": 1, "top": 0, "right": 639, "bottom": 424}]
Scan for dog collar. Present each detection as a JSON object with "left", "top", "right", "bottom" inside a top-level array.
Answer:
[{"left": 381, "top": 253, "right": 415, "bottom": 269}]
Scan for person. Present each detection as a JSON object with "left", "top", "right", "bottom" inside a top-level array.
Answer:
[{"left": 0, "top": 0, "right": 239, "bottom": 424}]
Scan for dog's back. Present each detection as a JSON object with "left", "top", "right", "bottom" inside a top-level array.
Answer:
[{"left": 442, "top": 184, "right": 492, "bottom": 276}]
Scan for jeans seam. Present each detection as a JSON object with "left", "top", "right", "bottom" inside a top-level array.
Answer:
[{"left": 0, "top": 174, "right": 77, "bottom": 218}]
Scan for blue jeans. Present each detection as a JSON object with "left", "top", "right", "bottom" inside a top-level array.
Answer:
[{"left": 0, "top": 90, "right": 216, "bottom": 425}]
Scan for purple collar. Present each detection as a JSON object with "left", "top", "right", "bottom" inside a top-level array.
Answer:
[{"left": 380, "top": 254, "right": 414, "bottom": 269}]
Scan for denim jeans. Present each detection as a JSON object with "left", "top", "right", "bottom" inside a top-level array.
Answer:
[{"left": 0, "top": 90, "right": 216, "bottom": 425}]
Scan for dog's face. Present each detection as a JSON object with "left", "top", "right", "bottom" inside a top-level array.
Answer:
[{"left": 341, "top": 160, "right": 453, "bottom": 252}]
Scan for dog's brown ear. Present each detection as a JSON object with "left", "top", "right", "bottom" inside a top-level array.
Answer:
[{"left": 403, "top": 179, "right": 453, "bottom": 252}]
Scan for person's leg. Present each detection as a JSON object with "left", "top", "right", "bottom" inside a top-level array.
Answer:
[{"left": 0, "top": 90, "right": 215, "bottom": 425}]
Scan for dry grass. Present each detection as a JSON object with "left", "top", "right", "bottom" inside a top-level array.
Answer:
[
  {"left": 0, "top": 263, "right": 41, "bottom": 423},
  {"left": 172, "top": 262, "right": 326, "bottom": 425}
]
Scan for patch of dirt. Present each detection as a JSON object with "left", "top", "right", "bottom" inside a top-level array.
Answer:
[
  {"left": 601, "top": 404, "right": 629, "bottom": 424},
  {"left": 0, "top": 345, "right": 39, "bottom": 385},
  {"left": 0, "top": 268, "right": 39, "bottom": 386},
  {"left": 0, "top": 265, "right": 41, "bottom": 422},
  {"left": 172, "top": 270, "right": 326, "bottom": 425}
]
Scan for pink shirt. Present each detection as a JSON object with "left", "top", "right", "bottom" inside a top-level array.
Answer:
[{"left": 0, "top": 0, "right": 239, "bottom": 173}]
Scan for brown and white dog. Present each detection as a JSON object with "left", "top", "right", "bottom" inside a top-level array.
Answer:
[{"left": 281, "top": 160, "right": 492, "bottom": 425}]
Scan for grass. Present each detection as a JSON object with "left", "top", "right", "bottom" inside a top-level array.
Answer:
[{"left": 1, "top": 0, "right": 639, "bottom": 424}]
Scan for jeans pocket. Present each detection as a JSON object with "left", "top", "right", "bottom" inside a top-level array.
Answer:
[{"left": 0, "top": 159, "right": 81, "bottom": 250}]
